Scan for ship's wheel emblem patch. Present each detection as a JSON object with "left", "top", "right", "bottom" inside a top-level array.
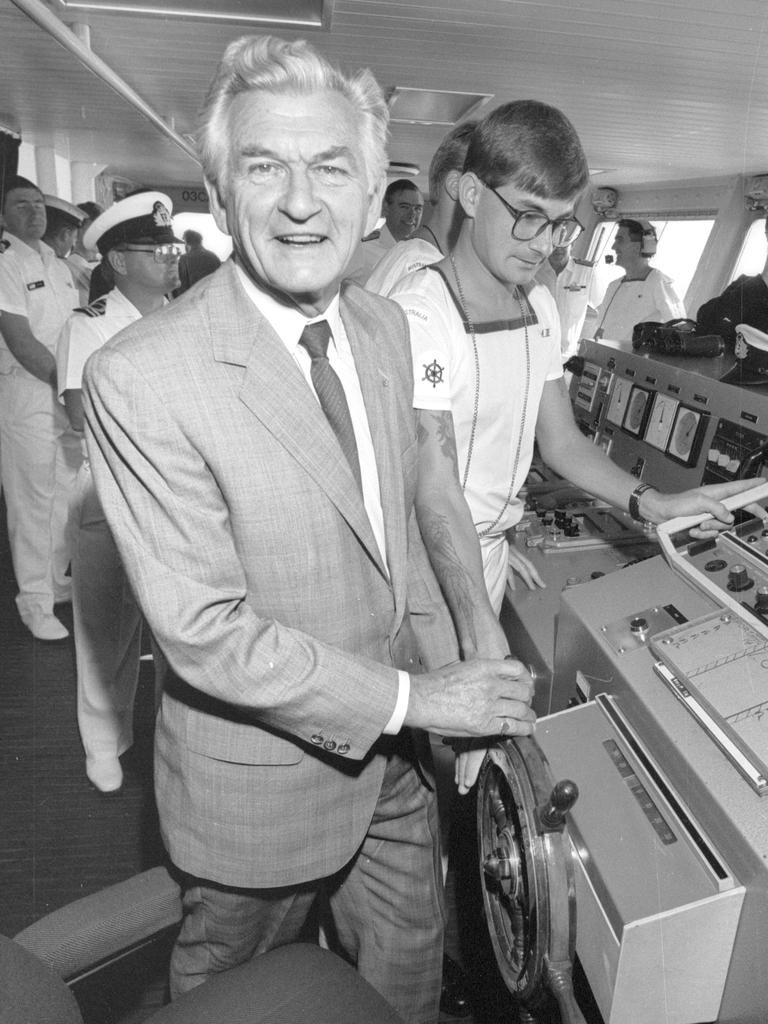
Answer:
[{"left": 423, "top": 359, "right": 444, "bottom": 388}]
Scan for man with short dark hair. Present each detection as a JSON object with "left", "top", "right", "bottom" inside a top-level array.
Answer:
[
  {"left": 175, "top": 227, "right": 221, "bottom": 293},
  {"left": 366, "top": 123, "right": 475, "bottom": 296},
  {"left": 0, "top": 175, "right": 80, "bottom": 640},
  {"left": 592, "top": 218, "right": 684, "bottom": 341},
  {"left": 381, "top": 178, "right": 424, "bottom": 243},
  {"left": 390, "top": 100, "right": 755, "bottom": 792},
  {"left": 82, "top": 34, "right": 532, "bottom": 1023}
]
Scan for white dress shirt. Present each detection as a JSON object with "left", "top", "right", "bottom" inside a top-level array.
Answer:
[{"left": 235, "top": 264, "right": 410, "bottom": 732}]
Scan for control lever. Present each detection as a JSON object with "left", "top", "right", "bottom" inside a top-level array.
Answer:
[
  {"left": 658, "top": 480, "right": 768, "bottom": 539},
  {"left": 536, "top": 779, "right": 579, "bottom": 832}
]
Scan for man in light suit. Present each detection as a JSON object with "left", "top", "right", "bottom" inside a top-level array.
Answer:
[{"left": 82, "top": 34, "right": 531, "bottom": 1024}]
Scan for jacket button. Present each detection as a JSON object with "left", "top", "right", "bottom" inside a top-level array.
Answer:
[
  {"left": 310, "top": 734, "right": 324, "bottom": 745},
  {"left": 323, "top": 739, "right": 336, "bottom": 751},
  {"left": 337, "top": 743, "right": 350, "bottom": 755}
]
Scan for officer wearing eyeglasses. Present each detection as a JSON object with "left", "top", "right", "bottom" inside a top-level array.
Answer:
[
  {"left": 389, "top": 99, "right": 757, "bottom": 795},
  {"left": 56, "top": 190, "right": 180, "bottom": 794}
]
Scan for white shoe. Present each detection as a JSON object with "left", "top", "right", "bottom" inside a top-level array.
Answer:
[
  {"left": 86, "top": 756, "right": 124, "bottom": 793},
  {"left": 22, "top": 611, "right": 69, "bottom": 641}
]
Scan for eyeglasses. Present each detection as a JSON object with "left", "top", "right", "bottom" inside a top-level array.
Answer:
[
  {"left": 484, "top": 183, "right": 583, "bottom": 247},
  {"left": 122, "top": 244, "right": 183, "bottom": 263}
]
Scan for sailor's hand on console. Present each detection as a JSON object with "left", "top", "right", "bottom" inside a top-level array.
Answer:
[
  {"left": 405, "top": 658, "right": 535, "bottom": 738},
  {"left": 507, "top": 546, "right": 546, "bottom": 591},
  {"left": 644, "top": 478, "right": 759, "bottom": 537}
]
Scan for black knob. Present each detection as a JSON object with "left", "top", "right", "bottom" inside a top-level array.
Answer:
[
  {"left": 537, "top": 779, "right": 579, "bottom": 830},
  {"left": 756, "top": 586, "right": 768, "bottom": 613},
  {"left": 727, "top": 564, "right": 753, "bottom": 592}
]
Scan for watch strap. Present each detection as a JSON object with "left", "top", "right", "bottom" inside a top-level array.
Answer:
[{"left": 629, "top": 482, "right": 656, "bottom": 523}]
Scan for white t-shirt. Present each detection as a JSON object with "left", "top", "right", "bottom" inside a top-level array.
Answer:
[
  {"left": 0, "top": 234, "right": 78, "bottom": 375},
  {"left": 390, "top": 264, "right": 563, "bottom": 537},
  {"left": 593, "top": 267, "right": 685, "bottom": 342},
  {"left": 366, "top": 237, "right": 441, "bottom": 297}
]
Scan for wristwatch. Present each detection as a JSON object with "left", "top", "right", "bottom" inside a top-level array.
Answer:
[{"left": 629, "top": 482, "right": 657, "bottom": 523}]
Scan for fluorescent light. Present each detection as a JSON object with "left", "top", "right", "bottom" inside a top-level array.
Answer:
[
  {"left": 52, "top": 0, "right": 333, "bottom": 28},
  {"left": 386, "top": 87, "right": 493, "bottom": 127}
]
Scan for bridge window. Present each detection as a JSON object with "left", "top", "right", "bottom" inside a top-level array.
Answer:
[
  {"left": 587, "top": 218, "right": 715, "bottom": 310},
  {"left": 731, "top": 218, "right": 767, "bottom": 281}
]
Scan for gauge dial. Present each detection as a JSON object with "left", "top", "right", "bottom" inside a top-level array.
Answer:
[
  {"left": 606, "top": 377, "right": 633, "bottom": 426},
  {"left": 645, "top": 393, "right": 679, "bottom": 450},
  {"left": 669, "top": 407, "right": 702, "bottom": 463},
  {"left": 623, "top": 386, "right": 651, "bottom": 436}
]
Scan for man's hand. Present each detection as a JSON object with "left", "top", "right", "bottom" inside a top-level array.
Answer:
[
  {"left": 507, "top": 545, "right": 546, "bottom": 591},
  {"left": 405, "top": 658, "right": 535, "bottom": 737},
  {"left": 645, "top": 478, "right": 762, "bottom": 537}
]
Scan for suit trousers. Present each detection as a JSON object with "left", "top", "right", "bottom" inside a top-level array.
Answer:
[
  {"left": 169, "top": 740, "right": 445, "bottom": 1024},
  {"left": 70, "top": 463, "right": 142, "bottom": 761},
  {"left": 0, "top": 371, "right": 81, "bottom": 619}
]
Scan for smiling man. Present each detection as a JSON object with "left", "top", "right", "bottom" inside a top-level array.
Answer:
[{"left": 81, "top": 35, "right": 535, "bottom": 1024}]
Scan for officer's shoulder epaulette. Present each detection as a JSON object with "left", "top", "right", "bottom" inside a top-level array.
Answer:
[
  {"left": 573, "top": 258, "right": 595, "bottom": 268},
  {"left": 75, "top": 296, "right": 108, "bottom": 317}
]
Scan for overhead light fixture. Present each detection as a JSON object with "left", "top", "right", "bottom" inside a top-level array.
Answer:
[
  {"left": 388, "top": 162, "right": 420, "bottom": 178},
  {"left": 52, "top": 0, "right": 333, "bottom": 28},
  {"left": 386, "top": 87, "right": 493, "bottom": 126}
]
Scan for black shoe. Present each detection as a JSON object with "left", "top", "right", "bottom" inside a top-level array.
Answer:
[{"left": 440, "top": 953, "right": 471, "bottom": 1018}]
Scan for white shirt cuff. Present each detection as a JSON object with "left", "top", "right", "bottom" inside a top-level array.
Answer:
[{"left": 382, "top": 671, "right": 410, "bottom": 734}]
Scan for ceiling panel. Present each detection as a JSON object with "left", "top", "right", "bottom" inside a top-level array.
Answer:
[{"left": 1, "top": 0, "right": 768, "bottom": 197}]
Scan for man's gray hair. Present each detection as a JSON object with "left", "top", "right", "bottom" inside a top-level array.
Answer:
[{"left": 198, "top": 35, "right": 389, "bottom": 197}]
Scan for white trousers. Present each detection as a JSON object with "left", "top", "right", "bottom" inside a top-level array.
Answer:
[
  {"left": 479, "top": 531, "right": 510, "bottom": 616},
  {"left": 0, "top": 371, "right": 81, "bottom": 619},
  {"left": 70, "top": 464, "right": 143, "bottom": 760}
]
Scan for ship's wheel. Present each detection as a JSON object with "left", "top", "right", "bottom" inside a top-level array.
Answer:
[{"left": 477, "top": 736, "right": 586, "bottom": 1024}]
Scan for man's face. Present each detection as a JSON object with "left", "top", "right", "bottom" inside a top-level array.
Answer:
[
  {"left": 611, "top": 227, "right": 640, "bottom": 268},
  {"left": 384, "top": 187, "right": 424, "bottom": 241},
  {"left": 207, "top": 88, "right": 381, "bottom": 316},
  {"left": 464, "top": 177, "right": 575, "bottom": 287},
  {"left": 548, "top": 245, "right": 571, "bottom": 275},
  {"left": 120, "top": 244, "right": 181, "bottom": 294},
  {"left": 2, "top": 187, "right": 46, "bottom": 245}
]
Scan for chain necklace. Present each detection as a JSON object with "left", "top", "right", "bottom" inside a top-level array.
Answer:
[
  {"left": 449, "top": 251, "right": 531, "bottom": 538},
  {"left": 422, "top": 224, "right": 443, "bottom": 253}
]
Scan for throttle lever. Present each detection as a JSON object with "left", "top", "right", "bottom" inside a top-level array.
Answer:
[{"left": 536, "top": 779, "right": 579, "bottom": 833}]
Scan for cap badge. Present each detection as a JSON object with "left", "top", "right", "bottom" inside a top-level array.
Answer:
[{"left": 152, "top": 201, "right": 173, "bottom": 229}]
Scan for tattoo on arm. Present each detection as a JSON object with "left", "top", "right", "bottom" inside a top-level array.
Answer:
[{"left": 419, "top": 504, "right": 477, "bottom": 654}]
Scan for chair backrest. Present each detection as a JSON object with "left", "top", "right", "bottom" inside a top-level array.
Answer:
[{"left": 0, "top": 933, "right": 82, "bottom": 1024}]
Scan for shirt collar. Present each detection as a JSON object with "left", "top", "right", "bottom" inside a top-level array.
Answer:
[
  {"left": 234, "top": 261, "right": 343, "bottom": 352},
  {"left": 4, "top": 232, "right": 53, "bottom": 261}
]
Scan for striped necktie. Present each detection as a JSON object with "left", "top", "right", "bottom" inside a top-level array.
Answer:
[{"left": 299, "top": 320, "right": 363, "bottom": 490}]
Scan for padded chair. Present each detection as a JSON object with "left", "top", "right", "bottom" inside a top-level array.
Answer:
[{"left": 2, "top": 866, "right": 405, "bottom": 1024}]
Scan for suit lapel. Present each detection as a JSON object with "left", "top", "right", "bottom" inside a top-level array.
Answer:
[
  {"left": 210, "top": 264, "right": 387, "bottom": 579},
  {"left": 341, "top": 287, "right": 409, "bottom": 618}
]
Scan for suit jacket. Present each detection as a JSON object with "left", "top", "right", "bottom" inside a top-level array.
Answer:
[{"left": 83, "top": 260, "right": 457, "bottom": 887}]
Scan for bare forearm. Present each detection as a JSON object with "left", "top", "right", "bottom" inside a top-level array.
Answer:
[
  {"left": 417, "top": 498, "right": 509, "bottom": 659},
  {"left": 0, "top": 315, "right": 57, "bottom": 385}
]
